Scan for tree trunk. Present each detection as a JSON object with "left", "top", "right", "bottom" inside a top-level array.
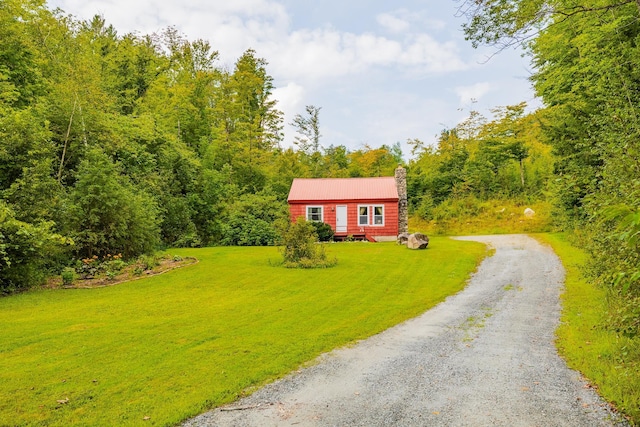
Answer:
[{"left": 57, "top": 97, "right": 77, "bottom": 183}]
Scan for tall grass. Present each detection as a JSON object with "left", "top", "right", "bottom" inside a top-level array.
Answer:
[
  {"left": 0, "top": 239, "right": 486, "bottom": 426},
  {"left": 411, "top": 199, "right": 554, "bottom": 236},
  {"left": 535, "top": 233, "right": 639, "bottom": 425}
]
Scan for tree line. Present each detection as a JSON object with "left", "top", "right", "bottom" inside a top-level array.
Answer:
[{"left": 0, "top": 0, "right": 405, "bottom": 292}]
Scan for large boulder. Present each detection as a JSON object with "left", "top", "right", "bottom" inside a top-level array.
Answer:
[
  {"left": 407, "top": 233, "right": 429, "bottom": 250},
  {"left": 397, "top": 232, "right": 410, "bottom": 245}
]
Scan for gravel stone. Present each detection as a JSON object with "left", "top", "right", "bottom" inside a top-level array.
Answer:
[{"left": 183, "top": 234, "right": 628, "bottom": 427}]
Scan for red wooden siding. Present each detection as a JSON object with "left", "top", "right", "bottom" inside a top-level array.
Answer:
[{"left": 289, "top": 200, "right": 398, "bottom": 240}]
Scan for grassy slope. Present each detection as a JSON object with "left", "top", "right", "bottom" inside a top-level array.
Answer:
[
  {"left": 0, "top": 238, "right": 486, "bottom": 426},
  {"left": 535, "top": 233, "right": 639, "bottom": 425},
  {"left": 411, "top": 200, "right": 554, "bottom": 236}
]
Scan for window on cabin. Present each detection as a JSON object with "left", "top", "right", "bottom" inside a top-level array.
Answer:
[
  {"left": 306, "top": 206, "right": 323, "bottom": 222},
  {"left": 358, "top": 206, "right": 368, "bottom": 225},
  {"left": 373, "top": 205, "right": 384, "bottom": 225}
]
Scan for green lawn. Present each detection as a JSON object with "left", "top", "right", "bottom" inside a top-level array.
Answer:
[
  {"left": 535, "top": 233, "right": 640, "bottom": 425},
  {"left": 0, "top": 238, "right": 486, "bottom": 426}
]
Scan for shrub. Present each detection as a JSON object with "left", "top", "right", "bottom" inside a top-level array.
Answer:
[
  {"left": 0, "top": 202, "right": 71, "bottom": 293},
  {"left": 66, "top": 148, "right": 159, "bottom": 259},
  {"left": 76, "top": 256, "right": 101, "bottom": 279},
  {"left": 310, "top": 221, "right": 334, "bottom": 242},
  {"left": 415, "top": 194, "right": 435, "bottom": 220},
  {"left": 173, "top": 229, "right": 202, "bottom": 248},
  {"left": 221, "top": 216, "right": 279, "bottom": 246},
  {"left": 61, "top": 267, "right": 75, "bottom": 286},
  {"left": 608, "top": 294, "right": 640, "bottom": 338},
  {"left": 139, "top": 254, "right": 159, "bottom": 271},
  {"left": 279, "top": 217, "right": 336, "bottom": 268},
  {"left": 104, "top": 259, "right": 126, "bottom": 273},
  {"left": 219, "top": 192, "right": 287, "bottom": 246}
]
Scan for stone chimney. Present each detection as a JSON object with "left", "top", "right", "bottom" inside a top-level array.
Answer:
[{"left": 394, "top": 165, "right": 408, "bottom": 235}]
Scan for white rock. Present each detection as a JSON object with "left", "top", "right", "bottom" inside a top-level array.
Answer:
[{"left": 407, "top": 233, "right": 429, "bottom": 250}]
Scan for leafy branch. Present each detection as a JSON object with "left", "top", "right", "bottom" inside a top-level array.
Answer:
[{"left": 458, "top": 0, "right": 640, "bottom": 51}]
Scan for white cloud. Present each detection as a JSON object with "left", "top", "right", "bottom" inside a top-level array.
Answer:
[
  {"left": 455, "top": 82, "right": 492, "bottom": 106},
  {"left": 56, "top": 0, "right": 288, "bottom": 27},
  {"left": 265, "top": 29, "right": 467, "bottom": 81},
  {"left": 377, "top": 8, "right": 447, "bottom": 33},
  {"left": 399, "top": 35, "right": 466, "bottom": 72},
  {"left": 271, "top": 82, "right": 305, "bottom": 113},
  {"left": 376, "top": 13, "right": 410, "bottom": 33},
  {"left": 51, "top": 0, "right": 468, "bottom": 79}
]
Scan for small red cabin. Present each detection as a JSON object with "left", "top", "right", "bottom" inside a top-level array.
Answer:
[{"left": 287, "top": 175, "right": 402, "bottom": 242}]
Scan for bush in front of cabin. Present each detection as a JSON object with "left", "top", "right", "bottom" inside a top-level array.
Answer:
[
  {"left": 279, "top": 216, "right": 336, "bottom": 268},
  {"left": 310, "top": 221, "right": 334, "bottom": 242}
]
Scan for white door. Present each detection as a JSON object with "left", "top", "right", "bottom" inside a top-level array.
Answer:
[{"left": 336, "top": 205, "right": 347, "bottom": 233}]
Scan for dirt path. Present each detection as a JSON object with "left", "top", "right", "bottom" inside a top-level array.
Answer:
[{"left": 183, "top": 235, "right": 627, "bottom": 426}]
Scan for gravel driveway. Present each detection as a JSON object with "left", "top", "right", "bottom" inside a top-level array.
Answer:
[{"left": 183, "top": 234, "right": 627, "bottom": 426}]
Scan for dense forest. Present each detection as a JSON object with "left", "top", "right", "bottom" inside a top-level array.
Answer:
[{"left": 0, "top": 1, "right": 638, "bottom": 336}]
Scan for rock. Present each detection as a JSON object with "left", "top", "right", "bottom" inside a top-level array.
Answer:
[
  {"left": 407, "top": 233, "right": 429, "bottom": 250},
  {"left": 524, "top": 208, "right": 535, "bottom": 218},
  {"left": 397, "top": 232, "right": 410, "bottom": 245}
]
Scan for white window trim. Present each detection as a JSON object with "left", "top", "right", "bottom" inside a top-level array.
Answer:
[
  {"left": 358, "top": 204, "right": 385, "bottom": 226},
  {"left": 306, "top": 205, "right": 324, "bottom": 222}
]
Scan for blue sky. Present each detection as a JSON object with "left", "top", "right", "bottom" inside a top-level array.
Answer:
[{"left": 47, "top": 0, "right": 540, "bottom": 157}]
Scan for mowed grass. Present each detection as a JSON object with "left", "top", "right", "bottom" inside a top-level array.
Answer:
[
  {"left": 0, "top": 238, "right": 486, "bottom": 426},
  {"left": 535, "top": 233, "right": 640, "bottom": 424}
]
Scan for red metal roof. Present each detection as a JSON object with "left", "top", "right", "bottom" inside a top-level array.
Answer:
[{"left": 287, "top": 177, "right": 399, "bottom": 202}]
